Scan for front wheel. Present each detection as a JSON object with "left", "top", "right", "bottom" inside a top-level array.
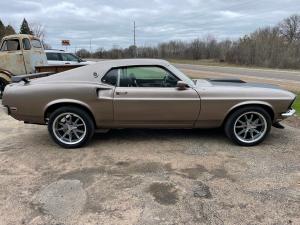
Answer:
[
  {"left": 48, "top": 107, "right": 95, "bottom": 148},
  {"left": 224, "top": 107, "right": 272, "bottom": 146}
]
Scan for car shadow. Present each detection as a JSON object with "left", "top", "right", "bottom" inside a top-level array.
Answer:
[{"left": 90, "top": 128, "right": 226, "bottom": 144}]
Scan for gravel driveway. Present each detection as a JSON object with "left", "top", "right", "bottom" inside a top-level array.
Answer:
[{"left": 0, "top": 108, "right": 299, "bottom": 225}]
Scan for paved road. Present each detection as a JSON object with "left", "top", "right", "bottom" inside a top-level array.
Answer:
[{"left": 175, "top": 63, "right": 300, "bottom": 83}]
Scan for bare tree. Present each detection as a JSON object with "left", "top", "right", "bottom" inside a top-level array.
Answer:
[
  {"left": 278, "top": 14, "right": 300, "bottom": 43},
  {"left": 30, "top": 22, "right": 46, "bottom": 40}
]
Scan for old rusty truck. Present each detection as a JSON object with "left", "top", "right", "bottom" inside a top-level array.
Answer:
[{"left": 0, "top": 34, "right": 83, "bottom": 96}]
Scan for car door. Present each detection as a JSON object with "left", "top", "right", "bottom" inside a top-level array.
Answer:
[
  {"left": 46, "top": 52, "right": 64, "bottom": 65},
  {"left": 113, "top": 66, "right": 200, "bottom": 127},
  {"left": 22, "top": 38, "right": 47, "bottom": 73}
]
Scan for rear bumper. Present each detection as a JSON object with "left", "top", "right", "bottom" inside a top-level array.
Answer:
[{"left": 281, "top": 109, "right": 296, "bottom": 118}]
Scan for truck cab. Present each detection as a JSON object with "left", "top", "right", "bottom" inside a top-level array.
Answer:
[
  {"left": 0, "top": 34, "right": 85, "bottom": 96},
  {"left": 0, "top": 34, "right": 47, "bottom": 76}
]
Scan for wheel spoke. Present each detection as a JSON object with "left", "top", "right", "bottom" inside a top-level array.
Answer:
[
  {"left": 238, "top": 129, "right": 246, "bottom": 135},
  {"left": 243, "top": 130, "right": 248, "bottom": 139},
  {"left": 253, "top": 129, "right": 260, "bottom": 134},
  {"left": 76, "top": 129, "right": 84, "bottom": 134},
  {"left": 250, "top": 130, "right": 254, "bottom": 140},
  {"left": 62, "top": 132, "right": 68, "bottom": 139},
  {"left": 249, "top": 114, "right": 253, "bottom": 122},
  {"left": 73, "top": 130, "right": 80, "bottom": 139},
  {"left": 74, "top": 118, "right": 80, "bottom": 125}
]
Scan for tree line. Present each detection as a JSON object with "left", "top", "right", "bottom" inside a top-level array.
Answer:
[
  {"left": 0, "top": 18, "right": 46, "bottom": 44},
  {"left": 77, "top": 14, "right": 300, "bottom": 69}
]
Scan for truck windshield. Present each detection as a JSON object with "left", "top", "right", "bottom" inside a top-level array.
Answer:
[
  {"left": 0, "top": 39, "right": 20, "bottom": 51},
  {"left": 31, "top": 39, "right": 42, "bottom": 48}
]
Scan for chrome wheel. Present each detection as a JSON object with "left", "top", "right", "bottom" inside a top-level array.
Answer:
[
  {"left": 52, "top": 113, "right": 87, "bottom": 145},
  {"left": 233, "top": 111, "right": 267, "bottom": 144}
]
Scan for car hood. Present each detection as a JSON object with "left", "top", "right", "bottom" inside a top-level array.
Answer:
[
  {"left": 193, "top": 79, "right": 296, "bottom": 99},
  {"left": 194, "top": 78, "right": 281, "bottom": 89}
]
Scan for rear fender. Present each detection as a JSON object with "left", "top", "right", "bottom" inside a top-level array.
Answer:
[{"left": 44, "top": 99, "right": 94, "bottom": 116}]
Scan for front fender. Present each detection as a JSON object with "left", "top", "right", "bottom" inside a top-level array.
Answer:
[{"left": 225, "top": 100, "right": 275, "bottom": 120}]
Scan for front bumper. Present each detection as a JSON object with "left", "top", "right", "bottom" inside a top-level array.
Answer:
[{"left": 281, "top": 109, "right": 296, "bottom": 118}]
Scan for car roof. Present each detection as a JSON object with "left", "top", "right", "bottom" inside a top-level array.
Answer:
[
  {"left": 97, "top": 58, "right": 170, "bottom": 68},
  {"left": 33, "top": 58, "right": 171, "bottom": 83},
  {"left": 45, "top": 49, "right": 69, "bottom": 53}
]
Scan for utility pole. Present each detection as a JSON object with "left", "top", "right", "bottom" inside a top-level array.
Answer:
[
  {"left": 89, "top": 39, "right": 92, "bottom": 55},
  {"left": 133, "top": 21, "right": 136, "bottom": 47},
  {"left": 133, "top": 21, "right": 137, "bottom": 57}
]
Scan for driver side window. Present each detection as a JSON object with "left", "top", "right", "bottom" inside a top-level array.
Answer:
[{"left": 119, "top": 66, "right": 178, "bottom": 87}]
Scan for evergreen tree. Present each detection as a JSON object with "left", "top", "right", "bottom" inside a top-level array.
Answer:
[
  {"left": 5, "top": 25, "right": 16, "bottom": 36},
  {"left": 0, "top": 19, "right": 5, "bottom": 40},
  {"left": 20, "top": 18, "right": 33, "bottom": 35}
]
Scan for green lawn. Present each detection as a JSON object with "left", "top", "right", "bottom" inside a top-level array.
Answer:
[{"left": 293, "top": 94, "right": 300, "bottom": 115}]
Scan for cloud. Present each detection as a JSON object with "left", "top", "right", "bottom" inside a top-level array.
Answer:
[{"left": 1, "top": 0, "right": 300, "bottom": 50}]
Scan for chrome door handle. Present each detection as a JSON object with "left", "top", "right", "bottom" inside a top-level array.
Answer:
[{"left": 116, "top": 91, "right": 128, "bottom": 95}]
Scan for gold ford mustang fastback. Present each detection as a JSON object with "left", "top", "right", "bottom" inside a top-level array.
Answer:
[{"left": 1, "top": 59, "right": 296, "bottom": 148}]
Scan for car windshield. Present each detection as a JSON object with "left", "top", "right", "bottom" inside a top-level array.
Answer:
[{"left": 168, "top": 64, "right": 195, "bottom": 87}]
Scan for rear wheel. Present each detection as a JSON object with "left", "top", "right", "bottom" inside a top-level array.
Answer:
[
  {"left": 48, "top": 107, "right": 95, "bottom": 148},
  {"left": 224, "top": 106, "right": 272, "bottom": 146}
]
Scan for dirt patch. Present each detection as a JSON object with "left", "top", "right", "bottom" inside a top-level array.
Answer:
[
  {"left": 58, "top": 167, "right": 107, "bottom": 187},
  {"left": 179, "top": 165, "right": 208, "bottom": 179},
  {"left": 210, "top": 167, "right": 236, "bottom": 182},
  {"left": 147, "top": 182, "right": 179, "bottom": 205}
]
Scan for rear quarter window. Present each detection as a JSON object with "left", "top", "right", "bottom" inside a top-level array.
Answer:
[{"left": 101, "top": 69, "right": 119, "bottom": 86}]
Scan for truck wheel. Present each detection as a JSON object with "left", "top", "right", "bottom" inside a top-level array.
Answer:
[
  {"left": 0, "top": 79, "right": 8, "bottom": 98},
  {"left": 48, "top": 107, "right": 95, "bottom": 148},
  {"left": 224, "top": 106, "right": 272, "bottom": 146}
]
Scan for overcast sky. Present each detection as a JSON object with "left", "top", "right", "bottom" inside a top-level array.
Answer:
[{"left": 1, "top": 0, "right": 300, "bottom": 50}]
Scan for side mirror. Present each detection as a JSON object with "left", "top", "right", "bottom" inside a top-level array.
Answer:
[{"left": 177, "top": 81, "right": 189, "bottom": 90}]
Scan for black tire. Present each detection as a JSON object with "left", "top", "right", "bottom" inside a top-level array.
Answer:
[
  {"left": 224, "top": 106, "right": 272, "bottom": 146},
  {"left": 48, "top": 106, "right": 95, "bottom": 148},
  {"left": 0, "top": 78, "right": 8, "bottom": 98}
]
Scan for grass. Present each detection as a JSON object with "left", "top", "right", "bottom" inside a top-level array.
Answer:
[{"left": 293, "top": 94, "right": 300, "bottom": 115}]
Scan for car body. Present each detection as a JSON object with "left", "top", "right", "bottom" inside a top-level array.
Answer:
[
  {"left": 45, "top": 50, "right": 95, "bottom": 66},
  {"left": 1, "top": 59, "right": 296, "bottom": 148}
]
